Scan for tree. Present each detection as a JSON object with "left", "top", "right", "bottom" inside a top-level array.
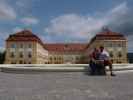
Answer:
[{"left": 0, "top": 51, "right": 5, "bottom": 64}]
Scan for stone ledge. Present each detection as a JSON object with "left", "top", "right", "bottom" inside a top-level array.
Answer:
[
  {"left": 0, "top": 64, "right": 133, "bottom": 73},
  {"left": 0, "top": 63, "right": 130, "bottom": 67}
]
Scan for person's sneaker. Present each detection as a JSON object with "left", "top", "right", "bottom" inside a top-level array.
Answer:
[{"left": 111, "top": 73, "right": 116, "bottom": 76}]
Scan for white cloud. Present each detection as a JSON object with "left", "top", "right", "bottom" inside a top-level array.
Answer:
[
  {"left": 16, "top": 0, "right": 26, "bottom": 8},
  {"left": 13, "top": 27, "right": 23, "bottom": 33},
  {"left": 16, "top": 0, "right": 38, "bottom": 8},
  {"left": 44, "top": 2, "right": 129, "bottom": 42},
  {"left": 0, "top": 1, "right": 16, "bottom": 20},
  {"left": 105, "top": 2, "right": 128, "bottom": 26},
  {"left": 0, "top": 31, "right": 9, "bottom": 40},
  {"left": 15, "top": 0, "right": 40, "bottom": 15},
  {"left": 110, "top": 2, "right": 128, "bottom": 15},
  {"left": 45, "top": 14, "right": 98, "bottom": 40},
  {"left": 20, "top": 17, "right": 39, "bottom": 26}
]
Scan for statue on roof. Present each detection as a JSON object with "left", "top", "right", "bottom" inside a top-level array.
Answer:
[{"left": 102, "top": 26, "right": 110, "bottom": 32}]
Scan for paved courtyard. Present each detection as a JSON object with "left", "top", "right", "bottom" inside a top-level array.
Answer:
[{"left": 0, "top": 71, "right": 133, "bottom": 100}]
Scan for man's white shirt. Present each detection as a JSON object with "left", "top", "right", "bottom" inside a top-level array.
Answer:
[{"left": 99, "top": 50, "right": 110, "bottom": 60}]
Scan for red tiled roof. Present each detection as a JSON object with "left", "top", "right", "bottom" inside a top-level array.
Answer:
[
  {"left": 44, "top": 43, "right": 88, "bottom": 52},
  {"left": 6, "top": 29, "right": 126, "bottom": 52},
  {"left": 6, "top": 30, "right": 44, "bottom": 46},
  {"left": 90, "top": 29, "right": 126, "bottom": 43}
]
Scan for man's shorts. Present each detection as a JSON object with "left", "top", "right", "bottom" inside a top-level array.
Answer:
[{"left": 104, "top": 60, "right": 110, "bottom": 66}]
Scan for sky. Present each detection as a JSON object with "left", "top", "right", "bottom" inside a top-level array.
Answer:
[{"left": 0, "top": 0, "right": 133, "bottom": 52}]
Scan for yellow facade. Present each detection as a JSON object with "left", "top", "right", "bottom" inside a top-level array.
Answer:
[
  {"left": 5, "top": 41, "right": 48, "bottom": 64},
  {"left": 36, "top": 43, "right": 48, "bottom": 64},
  {"left": 47, "top": 52, "right": 86, "bottom": 64}
]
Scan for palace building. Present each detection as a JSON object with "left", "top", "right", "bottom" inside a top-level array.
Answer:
[
  {"left": 4, "top": 29, "right": 128, "bottom": 64},
  {"left": 86, "top": 29, "right": 128, "bottom": 63},
  {"left": 5, "top": 30, "right": 48, "bottom": 64}
]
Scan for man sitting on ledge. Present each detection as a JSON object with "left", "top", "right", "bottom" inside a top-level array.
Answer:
[{"left": 99, "top": 46, "right": 116, "bottom": 76}]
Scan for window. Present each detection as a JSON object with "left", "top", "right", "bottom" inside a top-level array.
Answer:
[
  {"left": 50, "top": 57, "right": 52, "bottom": 60},
  {"left": 20, "top": 44, "right": 23, "bottom": 48},
  {"left": 114, "top": 43, "right": 121, "bottom": 47},
  {"left": 19, "top": 52, "right": 23, "bottom": 58},
  {"left": 58, "top": 57, "right": 61, "bottom": 60},
  {"left": 108, "top": 43, "right": 112, "bottom": 47},
  {"left": 76, "top": 57, "right": 79, "bottom": 60},
  {"left": 10, "top": 52, "right": 15, "bottom": 58},
  {"left": 117, "top": 61, "right": 122, "bottom": 63},
  {"left": 105, "top": 42, "right": 112, "bottom": 47},
  {"left": 11, "top": 44, "right": 16, "bottom": 48},
  {"left": 118, "top": 43, "right": 121, "bottom": 47},
  {"left": 118, "top": 51, "right": 122, "bottom": 58},
  {"left": 111, "top": 60, "right": 114, "bottom": 63},
  {"left": 64, "top": 44, "right": 68, "bottom": 49},
  {"left": 19, "top": 60, "right": 23, "bottom": 64},
  {"left": 28, "top": 44, "right": 32, "bottom": 48},
  {"left": 11, "top": 61, "right": 16, "bottom": 64},
  {"left": 28, "top": 52, "right": 32, "bottom": 58},
  {"left": 122, "top": 42, "right": 125, "bottom": 47},
  {"left": 109, "top": 52, "right": 113, "bottom": 57}
]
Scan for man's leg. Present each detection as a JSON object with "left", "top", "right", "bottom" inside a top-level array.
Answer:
[
  {"left": 108, "top": 61, "right": 115, "bottom": 76},
  {"left": 101, "top": 62, "right": 106, "bottom": 75}
]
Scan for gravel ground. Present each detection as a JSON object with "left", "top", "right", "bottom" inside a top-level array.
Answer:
[{"left": 0, "top": 71, "right": 133, "bottom": 100}]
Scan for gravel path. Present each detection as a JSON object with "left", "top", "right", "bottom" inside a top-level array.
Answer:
[{"left": 0, "top": 72, "right": 133, "bottom": 100}]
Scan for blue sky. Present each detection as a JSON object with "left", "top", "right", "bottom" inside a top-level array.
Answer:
[{"left": 0, "top": 0, "right": 133, "bottom": 52}]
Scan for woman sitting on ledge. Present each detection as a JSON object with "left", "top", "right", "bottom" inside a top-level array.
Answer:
[{"left": 89, "top": 48, "right": 103, "bottom": 75}]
